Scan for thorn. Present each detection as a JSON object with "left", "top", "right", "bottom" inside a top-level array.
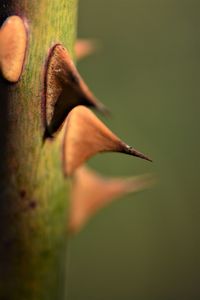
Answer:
[
  {"left": 63, "top": 106, "right": 152, "bottom": 176},
  {"left": 0, "top": 16, "right": 28, "bottom": 82},
  {"left": 75, "top": 39, "right": 98, "bottom": 60},
  {"left": 69, "top": 166, "right": 155, "bottom": 234},
  {"left": 44, "top": 44, "right": 108, "bottom": 137},
  {"left": 123, "top": 145, "right": 152, "bottom": 162}
]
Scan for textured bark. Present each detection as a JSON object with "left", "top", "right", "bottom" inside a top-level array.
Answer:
[{"left": 0, "top": 1, "right": 77, "bottom": 299}]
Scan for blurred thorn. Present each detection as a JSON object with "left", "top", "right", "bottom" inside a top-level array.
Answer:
[
  {"left": 69, "top": 166, "right": 155, "bottom": 234},
  {"left": 44, "top": 44, "right": 108, "bottom": 137},
  {"left": 0, "top": 15, "right": 28, "bottom": 82},
  {"left": 63, "top": 106, "right": 152, "bottom": 176},
  {"left": 75, "top": 38, "right": 98, "bottom": 61}
]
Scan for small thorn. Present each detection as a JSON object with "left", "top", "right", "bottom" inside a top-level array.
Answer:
[
  {"left": 63, "top": 106, "right": 151, "bottom": 176},
  {"left": 69, "top": 166, "right": 154, "bottom": 234},
  {"left": 75, "top": 39, "right": 98, "bottom": 60},
  {"left": 44, "top": 44, "right": 108, "bottom": 137},
  {"left": 0, "top": 16, "right": 28, "bottom": 82}
]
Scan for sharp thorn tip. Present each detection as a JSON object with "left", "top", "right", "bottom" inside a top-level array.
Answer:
[{"left": 125, "top": 145, "right": 152, "bottom": 162}]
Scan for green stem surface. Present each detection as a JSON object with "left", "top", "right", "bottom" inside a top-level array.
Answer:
[{"left": 0, "top": 1, "right": 77, "bottom": 299}]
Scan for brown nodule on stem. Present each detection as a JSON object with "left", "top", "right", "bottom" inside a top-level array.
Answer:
[
  {"left": 43, "top": 44, "right": 108, "bottom": 138},
  {"left": 63, "top": 106, "right": 151, "bottom": 176},
  {"left": 0, "top": 16, "right": 28, "bottom": 83},
  {"left": 69, "top": 166, "right": 154, "bottom": 234}
]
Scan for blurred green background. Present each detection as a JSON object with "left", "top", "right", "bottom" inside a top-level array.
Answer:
[{"left": 68, "top": 1, "right": 200, "bottom": 299}]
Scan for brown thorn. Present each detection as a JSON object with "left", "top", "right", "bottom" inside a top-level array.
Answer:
[
  {"left": 63, "top": 106, "right": 152, "bottom": 176},
  {"left": 43, "top": 44, "right": 108, "bottom": 137},
  {"left": 69, "top": 166, "right": 155, "bottom": 234},
  {"left": 75, "top": 39, "right": 98, "bottom": 61},
  {"left": 122, "top": 144, "right": 153, "bottom": 162}
]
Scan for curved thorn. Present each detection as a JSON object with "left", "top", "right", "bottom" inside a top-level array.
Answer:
[
  {"left": 44, "top": 44, "right": 108, "bottom": 137},
  {"left": 69, "top": 166, "right": 155, "bottom": 234},
  {"left": 63, "top": 106, "right": 152, "bottom": 176}
]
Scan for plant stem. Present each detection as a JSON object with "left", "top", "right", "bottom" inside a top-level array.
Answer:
[{"left": 0, "top": 1, "right": 77, "bottom": 299}]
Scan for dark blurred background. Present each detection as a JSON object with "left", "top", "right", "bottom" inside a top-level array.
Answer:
[{"left": 68, "top": 1, "right": 200, "bottom": 299}]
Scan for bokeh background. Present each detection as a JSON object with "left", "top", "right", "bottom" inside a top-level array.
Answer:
[{"left": 68, "top": 1, "right": 200, "bottom": 299}]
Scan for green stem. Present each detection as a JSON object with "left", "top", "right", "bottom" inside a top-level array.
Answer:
[{"left": 0, "top": 1, "right": 77, "bottom": 299}]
